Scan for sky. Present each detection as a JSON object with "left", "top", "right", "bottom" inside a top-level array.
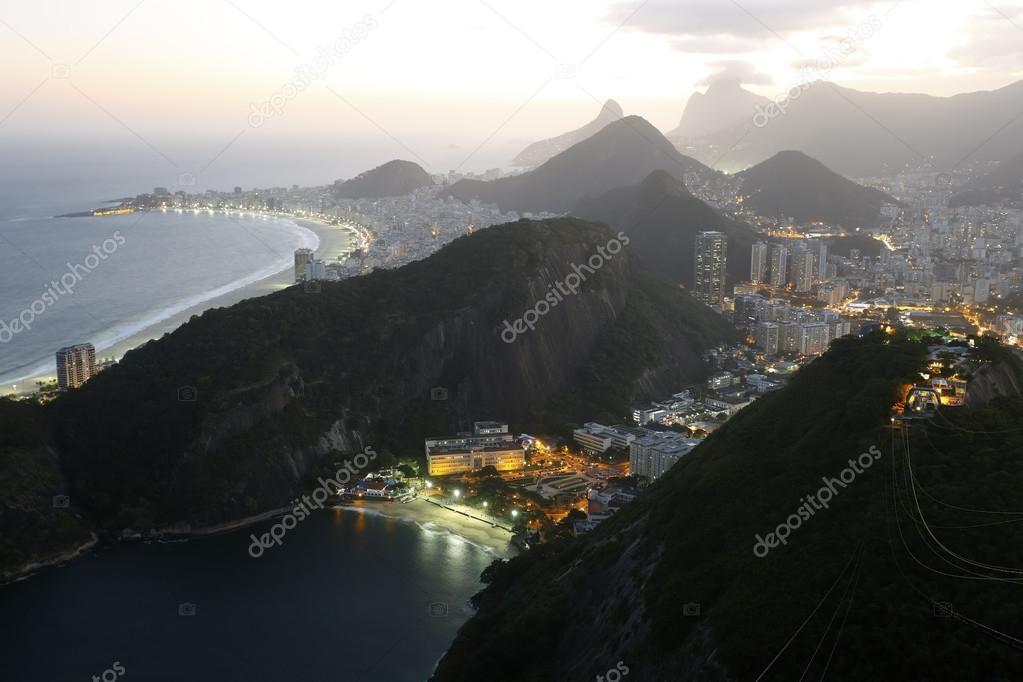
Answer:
[{"left": 2, "top": 0, "right": 1022, "bottom": 175}]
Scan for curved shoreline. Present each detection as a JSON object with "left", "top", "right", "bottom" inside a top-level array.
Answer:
[{"left": 0, "top": 212, "right": 360, "bottom": 393}]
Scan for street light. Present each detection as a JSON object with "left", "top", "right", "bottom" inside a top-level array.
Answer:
[
  {"left": 453, "top": 489, "right": 461, "bottom": 499},
  {"left": 510, "top": 509, "right": 519, "bottom": 518},
  {"left": 424, "top": 480, "right": 432, "bottom": 488}
]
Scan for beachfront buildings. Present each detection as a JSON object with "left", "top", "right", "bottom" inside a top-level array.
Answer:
[
  {"left": 294, "top": 248, "right": 314, "bottom": 282},
  {"left": 694, "top": 231, "right": 728, "bottom": 306},
  {"left": 55, "top": 343, "right": 96, "bottom": 390},
  {"left": 425, "top": 421, "right": 526, "bottom": 477}
]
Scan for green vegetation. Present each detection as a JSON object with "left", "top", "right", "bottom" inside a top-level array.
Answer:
[
  {"left": 737, "top": 150, "right": 902, "bottom": 228},
  {"left": 0, "top": 398, "right": 92, "bottom": 579},
  {"left": 433, "top": 334, "right": 1023, "bottom": 681},
  {"left": 0, "top": 218, "right": 730, "bottom": 558}
]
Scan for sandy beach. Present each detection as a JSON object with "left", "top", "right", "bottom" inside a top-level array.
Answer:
[
  {"left": 329, "top": 498, "right": 518, "bottom": 559},
  {"left": 2, "top": 214, "right": 360, "bottom": 395}
]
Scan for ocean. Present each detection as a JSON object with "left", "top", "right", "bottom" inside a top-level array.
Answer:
[
  {"left": 0, "top": 133, "right": 517, "bottom": 390},
  {"left": 0, "top": 509, "right": 497, "bottom": 682}
]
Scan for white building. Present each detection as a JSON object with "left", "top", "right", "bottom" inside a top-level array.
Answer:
[{"left": 629, "top": 431, "right": 700, "bottom": 480}]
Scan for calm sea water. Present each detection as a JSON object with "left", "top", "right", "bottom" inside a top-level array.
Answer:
[
  {"left": 0, "top": 209, "right": 319, "bottom": 387},
  {"left": 0, "top": 510, "right": 494, "bottom": 682}
]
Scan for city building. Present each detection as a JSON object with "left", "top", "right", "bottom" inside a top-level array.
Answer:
[
  {"left": 305, "top": 259, "right": 327, "bottom": 281},
  {"left": 791, "top": 248, "right": 815, "bottom": 293},
  {"left": 799, "top": 322, "right": 830, "bottom": 356},
  {"left": 755, "top": 321, "right": 780, "bottom": 355},
  {"left": 770, "top": 245, "right": 789, "bottom": 289},
  {"left": 573, "top": 423, "right": 638, "bottom": 454},
  {"left": 424, "top": 421, "right": 525, "bottom": 477},
  {"left": 694, "top": 231, "right": 728, "bottom": 306},
  {"left": 750, "top": 241, "right": 769, "bottom": 284},
  {"left": 629, "top": 430, "right": 700, "bottom": 480},
  {"left": 294, "top": 248, "right": 314, "bottom": 282},
  {"left": 55, "top": 343, "right": 96, "bottom": 390}
]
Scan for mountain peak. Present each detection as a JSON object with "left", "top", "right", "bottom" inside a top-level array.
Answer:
[
  {"left": 332, "top": 159, "right": 432, "bottom": 199},
  {"left": 512, "top": 98, "right": 625, "bottom": 167},
  {"left": 737, "top": 150, "right": 901, "bottom": 226},
  {"left": 601, "top": 99, "right": 624, "bottom": 118}
]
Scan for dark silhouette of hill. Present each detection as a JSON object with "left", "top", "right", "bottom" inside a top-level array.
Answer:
[
  {"left": 448, "top": 116, "right": 713, "bottom": 214},
  {"left": 332, "top": 159, "right": 433, "bottom": 199},
  {"left": 574, "top": 170, "right": 761, "bottom": 287},
  {"left": 737, "top": 150, "right": 902, "bottom": 227},
  {"left": 512, "top": 99, "right": 624, "bottom": 168}
]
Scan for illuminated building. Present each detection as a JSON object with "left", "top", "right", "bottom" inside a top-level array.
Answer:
[
  {"left": 294, "top": 248, "right": 314, "bottom": 282},
  {"left": 425, "top": 421, "right": 525, "bottom": 476},
  {"left": 694, "top": 231, "right": 728, "bottom": 306},
  {"left": 56, "top": 343, "right": 96, "bottom": 391},
  {"left": 750, "top": 241, "right": 769, "bottom": 284}
]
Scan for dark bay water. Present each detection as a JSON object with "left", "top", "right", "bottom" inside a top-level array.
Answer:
[{"left": 0, "top": 510, "right": 494, "bottom": 681}]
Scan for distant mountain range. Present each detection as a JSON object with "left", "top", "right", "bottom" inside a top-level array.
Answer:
[
  {"left": 950, "top": 152, "right": 1023, "bottom": 207},
  {"left": 667, "top": 78, "right": 769, "bottom": 141},
  {"left": 574, "top": 170, "right": 761, "bottom": 287},
  {"left": 512, "top": 99, "right": 624, "bottom": 168},
  {"left": 683, "top": 79, "right": 1023, "bottom": 176},
  {"left": 736, "top": 150, "right": 902, "bottom": 227},
  {"left": 332, "top": 159, "right": 433, "bottom": 199},
  {"left": 449, "top": 116, "right": 712, "bottom": 214}
]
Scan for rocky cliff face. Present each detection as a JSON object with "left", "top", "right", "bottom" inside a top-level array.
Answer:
[{"left": 964, "top": 352, "right": 1023, "bottom": 407}]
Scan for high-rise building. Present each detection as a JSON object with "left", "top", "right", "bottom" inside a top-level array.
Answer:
[
  {"left": 305, "top": 259, "right": 327, "bottom": 281},
  {"left": 56, "top": 343, "right": 96, "bottom": 391},
  {"left": 750, "top": 242, "right": 769, "bottom": 284},
  {"left": 799, "top": 322, "right": 830, "bottom": 356},
  {"left": 791, "top": 248, "right": 815, "bottom": 293},
  {"left": 294, "top": 248, "right": 314, "bottom": 282},
  {"left": 816, "top": 241, "right": 829, "bottom": 281},
  {"left": 769, "top": 245, "right": 789, "bottom": 289},
  {"left": 755, "top": 321, "right": 780, "bottom": 355},
  {"left": 694, "top": 231, "right": 727, "bottom": 306}
]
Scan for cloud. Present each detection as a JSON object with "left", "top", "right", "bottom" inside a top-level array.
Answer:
[
  {"left": 948, "top": 11, "right": 1023, "bottom": 69},
  {"left": 608, "top": 0, "right": 879, "bottom": 41},
  {"left": 697, "top": 60, "right": 774, "bottom": 86}
]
